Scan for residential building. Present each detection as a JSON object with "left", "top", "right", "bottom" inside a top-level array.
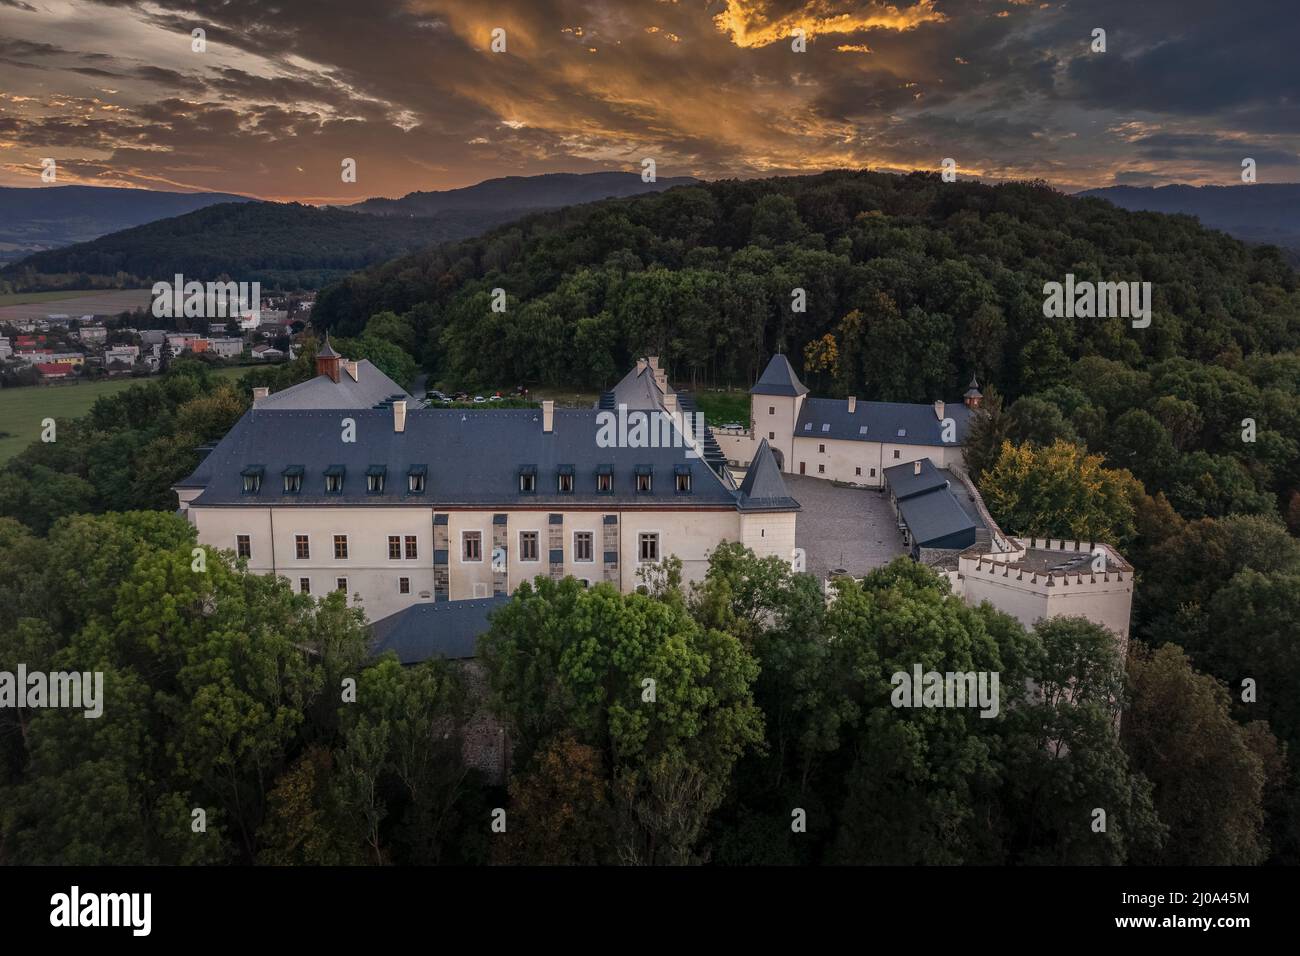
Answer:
[{"left": 208, "top": 337, "right": 245, "bottom": 358}]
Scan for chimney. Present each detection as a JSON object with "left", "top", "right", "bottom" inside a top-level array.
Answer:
[
  {"left": 913, "top": 459, "right": 922, "bottom": 476},
  {"left": 647, "top": 355, "right": 659, "bottom": 370},
  {"left": 847, "top": 396, "right": 857, "bottom": 413},
  {"left": 252, "top": 386, "right": 269, "bottom": 404},
  {"left": 542, "top": 399, "right": 554, "bottom": 433},
  {"left": 393, "top": 399, "right": 407, "bottom": 433},
  {"left": 664, "top": 393, "right": 678, "bottom": 414},
  {"left": 344, "top": 360, "right": 359, "bottom": 382},
  {"left": 933, "top": 399, "right": 944, "bottom": 421}
]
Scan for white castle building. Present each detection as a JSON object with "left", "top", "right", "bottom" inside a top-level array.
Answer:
[{"left": 175, "top": 347, "right": 1133, "bottom": 661}]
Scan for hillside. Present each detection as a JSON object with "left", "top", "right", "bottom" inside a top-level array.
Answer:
[
  {"left": 314, "top": 168, "right": 1300, "bottom": 525},
  {"left": 1081, "top": 183, "right": 1300, "bottom": 257},
  {"left": 0, "top": 184, "right": 255, "bottom": 264},
  {"left": 1, "top": 201, "right": 527, "bottom": 290},
  {"left": 342, "top": 171, "right": 698, "bottom": 217}
]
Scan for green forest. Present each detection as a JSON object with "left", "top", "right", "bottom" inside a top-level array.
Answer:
[{"left": 2, "top": 169, "right": 1299, "bottom": 864}]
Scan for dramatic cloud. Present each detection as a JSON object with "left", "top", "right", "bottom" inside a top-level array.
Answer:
[{"left": 0, "top": 0, "right": 1295, "bottom": 200}]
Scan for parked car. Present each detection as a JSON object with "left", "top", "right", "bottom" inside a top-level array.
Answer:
[{"left": 473, "top": 395, "right": 486, "bottom": 403}]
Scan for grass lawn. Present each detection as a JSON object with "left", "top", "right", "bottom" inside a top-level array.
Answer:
[
  {"left": 0, "top": 291, "right": 103, "bottom": 306},
  {"left": 692, "top": 389, "right": 751, "bottom": 426},
  {"left": 0, "top": 366, "right": 247, "bottom": 464}
]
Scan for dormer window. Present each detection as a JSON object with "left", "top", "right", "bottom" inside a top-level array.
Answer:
[
  {"left": 803, "top": 423, "right": 812, "bottom": 431},
  {"left": 896, "top": 428, "right": 907, "bottom": 438},
  {"left": 596, "top": 464, "right": 613, "bottom": 493},
  {"left": 241, "top": 465, "right": 264, "bottom": 495},
  {"left": 519, "top": 465, "right": 537, "bottom": 493},
  {"left": 408, "top": 464, "right": 427, "bottom": 494},
  {"left": 557, "top": 464, "right": 575, "bottom": 493},
  {"left": 365, "top": 465, "right": 387, "bottom": 494},
  {"left": 674, "top": 464, "right": 691, "bottom": 494},
  {"left": 821, "top": 423, "right": 830, "bottom": 432},
  {"left": 281, "top": 465, "right": 303, "bottom": 494},
  {"left": 635, "top": 464, "right": 652, "bottom": 493},
  {"left": 324, "top": 464, "right": 345, "bottom": 494}
]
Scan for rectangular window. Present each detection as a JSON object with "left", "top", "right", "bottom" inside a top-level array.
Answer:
[
  {"left": 333, "top": 534, "right": 348, "bottom": 560},
  {"left": 636, "top": 473, "right": 652, "bottom": 493},
  {"left": 367, "top": 472, "right": 385, "bottom": 494},
  {"left": 399, "top": 577, "right": 410, "bottom": 594},
  {"left": 558, "top": 473, "right": 574, "bottom": 493},
  {"left": 325, "top": 474, "right": 343, "bottom": 493},
  {"left": 768, "top": 431, "right": 775, "bottom": 440},
  {"left": 519, "top": 471, "right": 536, "bottom": 493},
  {"left": 855, "top": 467, "right": 862, "bottom": 476},
  {"left": 893, "top": 450, "right": 900, "bottom": 459},
  {"left": 818, "top": 464, "right": 825, "bottom": 474},
  {"left": 870, "top": 468, "right": 876, "bottom": 478},
  {"left": 520, "top": 531, "right": 539, "bottom": 562},
  {"left": 819, "top": 443, "right": 825, "bottom": 453},
  {"left": 405, "top": 535, "right": 417, "bottom": 560},
  {"left": 295, "top": 534, "right": 309, "bottom": 559},
  {"left": 299, "top": 577, "right": 311, "bottom": 594},
  {"left": 463, "top": 531, "right": 482, "bottom": 562},
  {"left": 336, "top": 577, "right": 348, "bottom": 593},
  {"left": 388, "top": 535, "right": 402, "bottom": 560},
  {"left": 769, "top": 406, "right": 775, "bottom": 415},
  {"left": 408, "top": 472, "right": 426, "bottom": 493},
  {"left": 597, "top": 473, "right": 612, "bottom": 492},
  {"left": 283, "top": 473, "right": 301, "bottom": 494},
  {"left": 638, "top": 532, "right": 659, "bottom": 563},
  {"left": 242, "top": 473, "right": 261, "bottom": 494},
  {"left": 675, "top": 472, "right": 691, "bottom": 493},
  {"left": 236, "top": 534, "right": 251, "bottom": 559},
  {"left": 574, "top": 531, "right": 594, "bottom": 563}
]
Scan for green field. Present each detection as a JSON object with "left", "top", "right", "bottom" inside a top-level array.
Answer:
[
  {"left": 0, "top": 366, "right": 248, "bottom": 464},
  {"left": 693, "top": 390, "right": 751, "bottom": 426},
  {"left": 0, "top": 291, "right": 96, "bottom": 306}
]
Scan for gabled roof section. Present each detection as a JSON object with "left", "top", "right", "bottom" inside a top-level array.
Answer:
[
  {"left": 751, "top": 353, "right": 808, "bottom": 397},
  {"left": 737, "top": 439, "right": 800, "bottom": 512},
  {"left": 796, "top": 397, "right": 971, "bottom": 447},
  {"left": 256, "top": 359, "right": 410, "bottom": 410},
  {"left": 611, "top": 363, "right": 665, "bottom": 410},
  {"left": 883, "top": 457, "right": 947, "bottom": 500},
  {"left": 370, "top": 595, "right": 509, "bottom": 663}
]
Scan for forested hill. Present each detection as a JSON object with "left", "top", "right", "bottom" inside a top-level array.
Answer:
[
  {"left": 1, "top": 200, "right": 533, "bottom": 291},
  {"left": 314, "top": 169, "right": 1300, "bottom": 526}
]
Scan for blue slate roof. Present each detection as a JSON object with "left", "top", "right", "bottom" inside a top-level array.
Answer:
[
  {"left": 370, "top": 595, "right": 509, "bottom": 663},
  {"left": 796, "top": 397, "right": 971, "bottom": 447},
  {"left": 255, "top": 360, "right": 409, "bottom": 410},
  {"left": 750, "top": 354, "right": 808, "bottom": 397},
  {"left": 737, "top": 439, "right": 801, "bottom": 512},
  {"left": 883, "top": 457, "right": 948, "bottom": 500},
  {"left": 179, "top": 406, "right": 764, "bottom": 509},
  {"left": 898, "top": 487, "right": 977, "bottom": 548}
]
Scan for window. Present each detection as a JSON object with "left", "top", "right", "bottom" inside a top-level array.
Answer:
[
  {"left": 333, "top": 534, "right": 349, "bottom": 559},
  {"left": 236, "top": 534, "right": 251, "bottom": 559},
  {"left": 819, "top": 443, "right": 825, "bottom": 453},
  {"left": 324, "top": 465, "right": 345, "bottom": 494},
  {"left": 596, "top": 466, "right": 613, "bottom": 493},
  {"left": 674, "top": 465, "right": 691, "bottom": 493},
  {"left": 638, "top": 532, "right": 659, "bottom": 563},
  {"left": 855, "top": 467, "right": 861, "bottom": 476},
  {"left": 635, "top": 465, "right": 652, "bottom": 493},
  {"left": 870, "top": 468, "right": 876, "bottom": 478},
  {"left": 399, "top": 577, "right": 410, "bottom": 594},
  {"left": 821, "top": 423, "right": 830, "bottom": 433},
  {"left": 519, "top": 466, "right": 537, "bottom": 493},
  {"left": 336, "top": 577, "right": 348, "bottom": 593},
  {"left": 404, "top": 535, "right": 417, "bottom": 560},
  {"left": 768, "top": 431, "right": 775, "bottom": 440},
  {"left": 893, "top": 450, "right": 900, "bottom": 459},
  {"left": 520, "top": 531, "right": 539, "bottom": 562},
  {"left": 388, "top": 535, "right": 402, "bottom": 560},
  {"left": 769, "top": 405, "right": 775, "bottom": 415},
  {"left": 803, "top": 423, "right": 812, "bottom": 432},
  {"left": 558, "top": 466, "right": 575, "bottom": 493},
  {"left": 574, "top": 531, "right": 594, "bottom": 562},
  {"left": 282, "top": 466, "right": 303, "bottom": 494},
  {"left": 463, "top": 531, "right": 482, "bottom": 562},
  {"left": 299, "top": 577, "right": 311, "bottom": 594},
  {"left": 366, "top": 465, "right": 386, "bottom": 494},
  {"left": 295, "top": 534, "right": 310, "bottom": 560},
  {"left": 408, "top": 465, "right": 427, "bottom": 494},
  {"left": 241, "top": 466, "right": 263, "bottom": 494},
  {"left": 818, "top": 464, "right": 825, "bottom": 474}
]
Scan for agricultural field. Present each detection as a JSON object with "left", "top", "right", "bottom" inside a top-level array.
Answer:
[
  {"left": 0, "top": 288, "right": 153, "bottom": 322},
  {"left": 0, "top": 365, "right": 247, "bottom": 464}
]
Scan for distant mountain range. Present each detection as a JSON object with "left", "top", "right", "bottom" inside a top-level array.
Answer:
[
  {"left": 0, "top": 185, "right": 255, "bottom": 264},
  {"left": 1080, "top": 184, "right": 1300, "bottom": 258},
  {"left": 341, "top": 171, "right": 698, "bottom": 217},
  {"left": 1, "top": 172, "right": 699, "bottom": 289}
]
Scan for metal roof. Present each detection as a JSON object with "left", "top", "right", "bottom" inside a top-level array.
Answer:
[
  {"left": 255, "top": 359, "right": 410, "bottom": 410},
  {"left": 369, "top": 595, "right": 509, "bottom": 663},
  {"left": 796, "top": 397, "right": 971, "bottom": 447},
  {"left": 882, "top": 457, "right": 947, "bottom": 500},
  {"left": 750, "top": 354, "right": 809, "bottom": 397}
]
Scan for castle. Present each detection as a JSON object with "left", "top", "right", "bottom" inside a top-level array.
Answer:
[{"left": 175, "top": 347, "right": 1133, "bottom": 660}]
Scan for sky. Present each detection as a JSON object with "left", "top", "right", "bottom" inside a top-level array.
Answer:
[{"left": 1, "top": 0, "right": 1297, "bottom": 202}]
